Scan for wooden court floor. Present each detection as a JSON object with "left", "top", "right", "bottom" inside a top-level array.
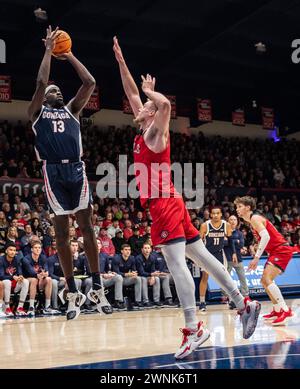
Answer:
[{"left": 0, "top": 298, "right": 299, "bottom": 369}]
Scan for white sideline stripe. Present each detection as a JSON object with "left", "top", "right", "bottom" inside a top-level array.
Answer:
[{"left": 157, "top": 353, "right": 300, "bottom": 368}]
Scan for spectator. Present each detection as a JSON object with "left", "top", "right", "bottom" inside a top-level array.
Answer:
[
  {"left": 224, "top": 215, "right": 249, "bottom": 309},
  {"left": 123, "top": 220, "right": 133, "bottom": 241},
  {"left": 112, "top": 228, "right": 126, "bottom": 254},
  {"left": 20, "top": 224, "right": 34, "bottom": 249},
  {"left": 0, "top": 243, "right": 29, "bottom": 316},
  {"left": 107, "top": 218, "right": 120, "bottom": 239},
  {"left": 22, "top": 240, "right": 57, "bottom": 316},
  {"left": 82, "top": 240, "right": 125, "bottom": 311},
  {"left": 99, "top": 227, "right": 115, "bottom": 256},
  {"left": 112, "top": 244, "right": 142, "bottom": 309},
  {"left": 136, "top": 242, "right": 163, "bottom": 308},
  {"left": 128, "top": 227, "right": 144, "bottom": 256},
  {"left": 5, "top": 226, "right": 22, "bottom": 256}
]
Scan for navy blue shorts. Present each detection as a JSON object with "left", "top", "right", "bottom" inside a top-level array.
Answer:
[
  {"left": 42, "top": 161, "right": 92, "bottom": 216},
  {"left": 212, "top": 251, "right": 225, "bottom": 264}
]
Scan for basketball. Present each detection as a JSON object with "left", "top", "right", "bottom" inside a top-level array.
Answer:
[{"left": 52, "top": 30, "right": 72, "bottom": 57}]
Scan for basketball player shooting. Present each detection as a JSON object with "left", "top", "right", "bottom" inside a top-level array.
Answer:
[
  {"left": 28, "top": 26, "right": 112, "bottom": 320},
  {"left": 113, "top": 36, "right": 261, "bottom": 359}
]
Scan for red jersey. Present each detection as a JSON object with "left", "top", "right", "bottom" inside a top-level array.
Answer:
[
  {"left": 133, "top": 132, "right": 178, "bottom": 208},
  {"left": 251, "top": 217, "right": 287, "bottom": 254}
]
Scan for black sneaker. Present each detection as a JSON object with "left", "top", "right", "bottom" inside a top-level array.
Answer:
[
  {"left": 42, "top": 307, "right": 60, "bottom": 315},
  {"left": 132, "top": 302, "right": 144, "bottom": 310},
  {"left": 112, "top": 301, "right": 127, "bottom": 311},
  {"left": 143, "top": 302, "right": 153, "bottom": 309},
  {"left": 163, "top": 298, "right": 177, "bottom": 307},
  {"left": 199, "top": 302, "right": 206, "bottom": 311},
  {"left": 229, "top": 301, "right": 236, "bottom": 310},
  {"left": 27, "top": 307, "right": 35, "bottom": 317},
  {"left": 82, "top": 304, "right": 96, "bottom": 313},
  {"left": 153, "top": 301, "right": 164, "bottom": 308}
]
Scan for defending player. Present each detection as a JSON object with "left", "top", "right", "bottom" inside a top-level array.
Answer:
[
  {"left": 235, "top": 196, "right": 299, "bottom": 325},
  {"left": 113, "top": 36, "right": 261, "bottom": 359}
]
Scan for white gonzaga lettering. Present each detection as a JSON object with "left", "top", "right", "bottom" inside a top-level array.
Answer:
[
  {"left": 42, "top": 111, "right": 71, "bottom": 120},
  {"left": 0, "top": 39, "right": 6, "bottom": 63}
]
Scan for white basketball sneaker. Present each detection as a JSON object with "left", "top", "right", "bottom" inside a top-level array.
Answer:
[
  {"left": 238, "top": 297, "right": 261, "bottom": 339},
  {"left": 175, "top": 321, "right": 210, "bottom": 359},
  {"left": 87, "top": 287, "right": 113, "bottom": 314},
  {"left": 66, "top": 291, "right": 86, "bottom": 320}
]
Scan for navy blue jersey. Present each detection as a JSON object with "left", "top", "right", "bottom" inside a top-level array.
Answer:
[
  {"left": 0, "top": 256, "right": 23, "bottom": 280},
  {"left": 47, "top": 254, "right": 64, "bottom": 281},
  {"left": 112, "top": 255, "right": 137, "bottom": 277},
  {"left": 32, "top": 105, "right": 82, "bottom": 162},
  {"left": 80, "top": 253, "right": 110, "bottom": 275},
  {"left": 135, "top": 253, "right": 156, "bottom": 277},
  {"left": 205, "top": 220, "right": 227, "bottom": 255},
  {"left": 22, "top": 254, "right": 48, "bottom": 278},
  {"left": 152, "top": 251, "right": 169, "bottom": 273},
  {"left": 224, "top": 229, "right": 245, "bottom": 263}
]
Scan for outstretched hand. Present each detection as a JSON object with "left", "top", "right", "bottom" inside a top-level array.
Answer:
[
  {"left": 247, "top": 256, "right": 259, "bottom": 271},
  {"left": 113, "top": 36, "right": 125, "bottom": 63},
  {"left": 42, "top": 25, "right": 60, "bottom": 51},
  {"left": 141, "top": 74, "right": 156, "bottom": 93}
]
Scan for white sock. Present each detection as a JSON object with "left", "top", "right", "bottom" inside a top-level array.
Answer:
[
  {"left": 45, "top": 299, "right": 51, "bottom": 308},
  {"left": 29, "top": 299, "right": 35, "bottom": 308},
  {"left": 267, "top": 282, "right": 288, "bottom": 312},
  {"left": 200, "top": 296, "right": 206, "bottom": 303},
  {"left": 5, "top": 302, "right": 9, "bottom": 309},
  {"left": 274, "top": 303, "right": 281, "bottom": 312},
  {"left": 186, "top": 240, "right": 245, "bottom": 310},
  {"left": 161, "top": 242, "right": 198, "bottom": 330},
  {"left": 18, "top": 302, "right": 24, "bottom": 308},
  {"left": 184, "top": 308, "right": 198, "bottom": 331}
]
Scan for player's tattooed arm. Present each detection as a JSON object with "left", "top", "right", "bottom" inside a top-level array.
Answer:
[
  {"left": 113, "top": 36, "right": 143, "bottom": 117},
  {"left": 28, "top": 26, "right": 59, "bottom": 121},
  {"left": 65, "top": 53, "right": 96, "bottom": 117}
]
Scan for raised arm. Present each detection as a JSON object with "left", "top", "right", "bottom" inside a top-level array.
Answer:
[
  {"left": 113, "top": 36, "right": 143, "bottom": 117},
  {"left": 63, "top": 53, "right": 96, "bottom": 117},
  {"left": 28, "top": 26, "right": 60, "bottom": 121},
  {"left": 141, "top": 74, "right": 171, "bottom": 135}
]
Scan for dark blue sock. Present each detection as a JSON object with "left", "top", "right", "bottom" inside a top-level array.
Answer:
[
  {"left": 92, "top": 272, "right": 102, "bottom": 290},
  {"left": 66, "top": 276, "right": 77, "bottom": 293}
]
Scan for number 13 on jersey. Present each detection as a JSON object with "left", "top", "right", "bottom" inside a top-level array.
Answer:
[{"left": 52, "top": 120, "right": 65, "bottom": 133}]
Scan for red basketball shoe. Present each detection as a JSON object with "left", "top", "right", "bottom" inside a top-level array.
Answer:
[
  {"left": 263, "top": 310, "right": 280, "bottom": 321},
  {"left": 271, "top": 308, "right": 293, "bottom": 326},
  {"left": 175, "top": 321, "right": 210, "bottom": 359}
]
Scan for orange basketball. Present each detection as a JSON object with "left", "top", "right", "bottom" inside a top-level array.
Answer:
[{"left": 52, "top": 30, "right": 72, "bottom": 57}]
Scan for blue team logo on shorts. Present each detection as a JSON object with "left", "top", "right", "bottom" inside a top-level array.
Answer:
[{"left": 160, "top": 230, "right": 169, "bottom": 239}]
